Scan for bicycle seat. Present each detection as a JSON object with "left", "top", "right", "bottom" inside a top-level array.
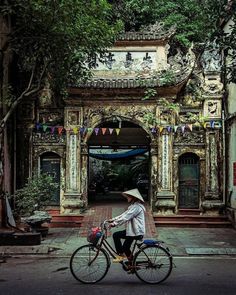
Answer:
[{"left": 143, "top": 239, "right": 158, "bottom": 245}]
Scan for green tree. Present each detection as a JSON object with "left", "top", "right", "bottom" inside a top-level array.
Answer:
[
  {"left": 0, "top": 0, "right": 122, "bottom": 130},
  {"left": 110, "top": 0, "right": 231, "bottom": 46},
  {"left": 0, "top": 0, "right": 122, "bottom": 225}
]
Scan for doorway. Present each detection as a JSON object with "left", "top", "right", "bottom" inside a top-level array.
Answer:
[
  {"left": 40, "top": 152, "right": 61, "bottom": 205},
  {"left": 87, "top": 120, "right": 150, "bottom": 203},
  {"left": 178, "top": 153, "right": 200, "bottom": 209}
]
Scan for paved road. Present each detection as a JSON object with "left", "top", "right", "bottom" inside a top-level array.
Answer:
[{"left": 0, "top": 256, "right": 236, "bottom": 295}]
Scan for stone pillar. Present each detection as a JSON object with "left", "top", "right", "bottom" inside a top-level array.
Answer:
[
  {"left": 155, "top": 132, "right": 176, "bottom": 214},
  {"left": 150, "top": 141, "right": 158, "bottom": 210},
  {"left": 202, "top": 130, "right": 223, "bottom": 214},
  {"left": 80, "top": 143, "right": 88, "bottom": 207},
  {"left": 62, "top": 108, "right": 84, "bottom": 213}
]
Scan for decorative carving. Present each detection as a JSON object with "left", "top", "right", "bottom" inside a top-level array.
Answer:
[
  {"left": 67, "top": 111, "right": 79, "bottom": 126},
  {"left": 168, "top": 45, "right": 195, "bottom": 73},
  {"left": 203, "top": 99, "right": 222, "bottom": 119},
  {"left": 83, "top": 105, "right": 156, "bottom": 129},
  {"left": 38, "top": 110, "right": 63, "bottom": 125},
  {"left": 201, "top": 40, "right": 222, "bottom": 73},
  {"left": 32, "top": 132, "right": 66, "bottom": 144},
  {"left": 174, "top": 131, "right": 205, "bottom": 144}
]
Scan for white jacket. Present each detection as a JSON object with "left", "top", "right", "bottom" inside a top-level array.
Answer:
[{"left": 112, "top": 202, "right": 146, "bottom": 236}]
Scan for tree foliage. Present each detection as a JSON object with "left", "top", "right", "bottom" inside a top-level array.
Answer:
[
  {"left": 0, "top": 0, "right": 122, "bottom": 128},
  {"left": 110, "top": 0, "right": 234, "bottom": 45}
]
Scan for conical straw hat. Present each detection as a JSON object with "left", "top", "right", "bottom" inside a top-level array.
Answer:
[{"left": 122, "top": 188, "right": 144, "bottom": 202}]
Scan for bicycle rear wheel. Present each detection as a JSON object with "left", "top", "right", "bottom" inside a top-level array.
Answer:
[
  {"left": 70, "top": 244, "right": 110, "bottom": 283},
  {"left": 133, "top": 244, "right": 173, "bottom": 284}
]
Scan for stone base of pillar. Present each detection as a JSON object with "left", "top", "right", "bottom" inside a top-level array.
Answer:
[
  {"left": 61, "top": 192, "right": 85, "bottom": 214},
  {"left": 226, "top": 207, "right": 236, "bottom": 229},
  {"left": 201, "top": 200, "right": 225, "bottom": 216},
  {"left": 154, "top": 191, "right": 176, "bottom": 215}
]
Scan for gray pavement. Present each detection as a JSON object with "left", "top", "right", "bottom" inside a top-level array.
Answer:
[{"left": 0, "top": 226, "right": 236, "bottom": 257}]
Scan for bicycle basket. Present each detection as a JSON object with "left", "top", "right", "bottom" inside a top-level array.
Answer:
[{"left": 87, "top": 227, "right": 102, "bottom": 245}]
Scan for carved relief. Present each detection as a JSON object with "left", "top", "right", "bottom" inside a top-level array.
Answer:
[
  {"left": 38, "top": 110, "right": 63, "bottom": 125},
  {"left": 203, "top": 99, "right": 222, "bottom": 119},
  {"left": 201, "top": 75, "right": 224, "bottom": 95},
  {"left": 32, "top": 133, "right": 66, "bottom": 144},
  {"left": 67, "top": 111, "right": 79, "bottom": 126},
  {"left": 83, "top": 105, "right": 157, "bottom": 129},
  {"left": 174, "top": 131, "right": 205, "bottom": 145},
  {"left": 201, "top": 40, "right": 222, "bottom": 73}
]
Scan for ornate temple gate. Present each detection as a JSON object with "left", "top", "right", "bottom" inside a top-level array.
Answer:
[{"left": 29, "top": 23, "right": 225, "bottom": 217}]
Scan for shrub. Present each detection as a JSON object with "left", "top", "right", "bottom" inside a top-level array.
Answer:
[{"left": 13, "top": 173, "right": 59, "bottom": 217}]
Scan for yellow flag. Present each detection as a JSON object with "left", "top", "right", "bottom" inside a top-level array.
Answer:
[{"left": 115, "top": 128, "right": 120, "bottom": 135}]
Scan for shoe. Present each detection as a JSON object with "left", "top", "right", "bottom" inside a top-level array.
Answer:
[
  {"left": 127, "top": 269, "right": 135, "bottom": 274},
  {"left": 113, "top": 255, "right": 126, "bottom": 263}
]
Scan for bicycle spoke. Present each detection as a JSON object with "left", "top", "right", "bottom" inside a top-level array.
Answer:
[
  {"left": 70, "top": 245, "right": 109, "bottom": 283},
  {"left": 134, "top": 245, "right": 172, "bottom": 284}
]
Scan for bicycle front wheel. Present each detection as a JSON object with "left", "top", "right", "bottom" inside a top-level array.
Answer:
[
  {"left": 134, "top": 244, "right": 173, "bottom": 284},
  {"left": 70, "top": 244, "right": 110, "bottom": 284}
]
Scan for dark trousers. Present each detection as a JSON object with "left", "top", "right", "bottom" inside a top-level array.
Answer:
[{"left": 113, "top": 229, "right": 143, "bottom": 258}]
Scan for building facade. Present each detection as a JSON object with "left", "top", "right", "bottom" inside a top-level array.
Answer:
[
  {"left": 17, "top": 23, "right": 225, "bottom": 217},
  {"left": 224, "top": 18, "right": 236, "bottom": 227}
]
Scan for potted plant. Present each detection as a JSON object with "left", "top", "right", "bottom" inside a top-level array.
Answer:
[{"left": 12, "top": 173, "right": 59, "bottom": 236}]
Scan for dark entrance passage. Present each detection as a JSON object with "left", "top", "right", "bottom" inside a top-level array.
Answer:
[
  {"left": 40, "top": 152, "right": 61, "bottom": 205},
  {"left": 87, "top": 121, "right": 150, "bottom": 203},
  {"left": 178, "top": 153, "right": 200, "bottom": 209}
]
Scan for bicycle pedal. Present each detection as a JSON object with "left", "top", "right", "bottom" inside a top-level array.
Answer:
[{"left": 126, "top": 269, "right": 135, "bottom": 275}]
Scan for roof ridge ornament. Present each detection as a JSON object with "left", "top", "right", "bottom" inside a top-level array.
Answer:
[{"left": 118, "top": 22, "right": 176, "bottom": 41}]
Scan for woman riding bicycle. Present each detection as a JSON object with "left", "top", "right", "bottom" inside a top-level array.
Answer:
[{"left": 108, "top": 188, "right": 146, "bottom": 263}]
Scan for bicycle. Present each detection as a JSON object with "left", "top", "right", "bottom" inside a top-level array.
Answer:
[{"left": 70, "top": 220, "right": 173, "bottom": 284}]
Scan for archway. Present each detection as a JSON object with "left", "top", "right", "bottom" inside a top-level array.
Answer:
[
  {"left": 178, "top": 152, "right": 200, "bottom": 209},
  {"left": 40, "top": 152, "right": 61, "bottom": 205},
  {"left": 87, "top": 120, "right": 151, "bottom": 204}
]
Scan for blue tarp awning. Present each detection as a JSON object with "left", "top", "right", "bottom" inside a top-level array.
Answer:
[{"left": 89, "top": 148, "right": 148, "bottom": 160}]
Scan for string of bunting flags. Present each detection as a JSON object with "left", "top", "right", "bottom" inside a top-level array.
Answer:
[{"left": 35, "top": 120, "right": 222, "bottom": 136}]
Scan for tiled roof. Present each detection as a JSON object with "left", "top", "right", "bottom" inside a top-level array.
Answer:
[
  {"left": 117, "top": 22, "right": 175, "bottom": 41},
  {"left": 78, "top": 68, "right": 190, "bottom": 89}
]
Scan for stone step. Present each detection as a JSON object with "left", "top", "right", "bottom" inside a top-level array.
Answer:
[
  {"left": 154, "top": 214, "right": 232, "bottom": 228},
  {"left": 177, "top": 209, "right": 201, "bottom": 215},
  {"left": 154, "top": 215, "right": 230, "bottom": 222},
  {"left": 49, "top": 214, "right": 83, "bottom": 228},
  {"left": 155, "top": 220, "right": 233, "bottom": 228}
]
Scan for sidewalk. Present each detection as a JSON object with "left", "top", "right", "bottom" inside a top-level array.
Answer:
[{"left": 1, "top": 226, "right": 236, "bottom": 257}]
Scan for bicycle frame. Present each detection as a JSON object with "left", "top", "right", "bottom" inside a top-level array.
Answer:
[{"left": 92, "top": 221, "right": 144, "bottom": 266}]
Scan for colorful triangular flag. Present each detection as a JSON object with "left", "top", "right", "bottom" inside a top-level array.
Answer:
[
  {"left": 115, "top": 128, "right": 120, "bottom": 135},
  {"left": 101, "top": 128, "right": 107, "bottom": 135},
  {"left": 50, "top": 126, "right": 55, "bottom": 134},
  {"left": 187, "top": 124, "right": 193, "bottom": 131},
  {"left": 167, "top": 126, "right": 172, "bottom": 133},
  {"left": 151, "top": 127, "right": 157, "bottom": 133},
  {"left": 210, "top": 120, "right": 215, "bottom": 128},
  {"left": 94, "top": 128, "right": 99, "bottom": 135},
  {"left": 42, "top": 124, "right": 48, "bottom": 132},
  {"left": 57, "top": 126, "right": 64, "bottom": 135}
]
